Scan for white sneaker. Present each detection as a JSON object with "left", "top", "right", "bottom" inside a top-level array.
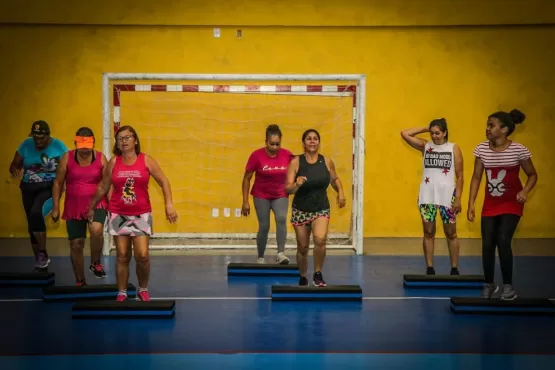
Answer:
[
  {"left": 257, "top": 258, "right": 266, "bottom": 264},
  {"left": 276, "top": 252, "right": 290, "bottom": 265}
]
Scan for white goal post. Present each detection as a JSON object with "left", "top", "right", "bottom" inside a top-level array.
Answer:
[{"left": 101, "top": 73, "right": 366, "bottom": 255}]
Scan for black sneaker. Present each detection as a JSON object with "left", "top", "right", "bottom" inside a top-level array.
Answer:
[
  {"left": 89, "top": 261, "right": 106, "bottom": 278},
  {"left": 426, "top": 267, "right": 436, "bottom": 275},
  {"left": 450, "top": 267, "right": 460, "bottom": 275},
  {"left": 313, "top": 271, "right": 327, "bottom": 287},
  {"left": 299, "top": 276, "right": 308, "bottom": 286}
]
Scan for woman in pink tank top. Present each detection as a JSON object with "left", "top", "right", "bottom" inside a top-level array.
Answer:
[
  {"left": 52, "top": 127, "right": 108, "bottom": 286},
  {"left": 88, "top": 125, "right": 177, "bottom": 302}
]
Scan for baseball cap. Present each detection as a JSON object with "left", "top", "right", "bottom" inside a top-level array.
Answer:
[{"left": 30, "top": 120, "right": 50, "bottom": 135}]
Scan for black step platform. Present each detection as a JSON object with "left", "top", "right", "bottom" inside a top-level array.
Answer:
[
  {"left": 0, "top": 271, "right": 55, "bottom": 286},
  {"left": 42, "top": 283, "right": 136, "bottom": 302},
  {"left": 72, "top": 300, "right": 176, "bottom": 319},
  {"left": 271, "top": 285, "right": 363, "bottom": 301},
  {"left": 450, "top": 297, "right": 555, "bottom": 315},
  {"left": 403, "top": 274, "right": 485, "bottom": 288},
  {"left": 227, "top": 263, "right": 299, "bottom": 277}
]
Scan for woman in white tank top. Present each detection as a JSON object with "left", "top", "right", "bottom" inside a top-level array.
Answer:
[{"left": 401, "top": 118, "right": 464, "bottom": 276}]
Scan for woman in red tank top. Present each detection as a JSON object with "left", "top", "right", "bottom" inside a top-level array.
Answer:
[
  {"left": 88, "top": 125, "right": 177, "bottom": 302},
  {"left": 51, "top": 127, "right": 108, "bottom": 286}
]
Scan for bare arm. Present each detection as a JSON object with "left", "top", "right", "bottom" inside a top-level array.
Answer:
[
  {"left": 327, "top": 158, "right": 344, "bottom": 194},
  {"left": 145, "top": 155, "right": 173, "bottom": 207},
  {"left": 242, "top": 170, "right": 254, "bottom": 203},
  {"left": 400, "top": 127, "right": 429, "bottom": 153},
  {"left": 88, "top": 157, "right": 116, "bottom": 212},
  {"left": 9, "top": 151, "right": 23, "bottom": 177},
  {"left": 453, "top": 144, "right": 464, "bottom": 207},
  {"left": 519, "top": 158, "right": 538, "bottom": 196},
  {"left": 467, "top": 157, "right": 484, "bottom": 222},
  {"left": 327, "top": 157, "right": 346, "bottom": 208},
  {"left": 52, "top": 152, "right": 69, "bottom": 212},
  {"left": 285, "top": 157, "right": 301, "bottom": 194}
]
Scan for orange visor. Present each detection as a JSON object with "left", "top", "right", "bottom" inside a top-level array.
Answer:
[{"left": 75, "top": 136, "right": 94, "bottom": 149}]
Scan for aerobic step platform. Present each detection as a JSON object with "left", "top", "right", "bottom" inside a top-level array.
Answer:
[
  {"left": 227, "top": 263, "right": 300, "bottom": 277},
  {"left": 72, "top": 300, "right": 176, "bottom": 319},
  {"left": 43, "top": 283, "right": 137, "bottom": 302},
  {"left": 0, "top": 271, "right": 55, "bottom": 286},
  {"left": 271, "top": 285, "right": 363, "bottom": 301},
  {"left": 450, "top": 297, "right": 555, "bottom": 315},
  {"left": 403, "top": 274, "right": 485, "bottom": 289}
]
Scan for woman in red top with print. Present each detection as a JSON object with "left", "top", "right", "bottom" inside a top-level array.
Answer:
[
  {"left": 242, "top": 125, "right": 294, "bottom": 264},
  {"left": 468, "top": 109, "right": 538, "bottom": 301},
  {"left": 51, "top": 127, "right": 108, "bottom": 286},
  {"left": 88, "top": 125, "right": 177, "bottom": 302}
]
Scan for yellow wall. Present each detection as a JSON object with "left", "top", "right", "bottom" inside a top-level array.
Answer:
[{"left": 1, "top": 0, "right": 554, "bottom": 239}]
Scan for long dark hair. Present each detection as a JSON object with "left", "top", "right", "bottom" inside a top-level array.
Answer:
[{"left": 113, "top": 125, "right": 141, "bottom": 155}]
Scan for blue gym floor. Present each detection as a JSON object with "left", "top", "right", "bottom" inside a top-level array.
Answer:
[{"left": 1, "top": 254, "right": 554, "bottom": 370}]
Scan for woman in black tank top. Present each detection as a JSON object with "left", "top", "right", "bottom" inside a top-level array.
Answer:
[{"left": 285, "top": 129, "right": 346, "bottom": 287}]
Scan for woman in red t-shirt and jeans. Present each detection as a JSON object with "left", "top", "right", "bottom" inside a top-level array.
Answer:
[
  {"left": 468, "top": 109, "right": 538, "bottom": 300},
  {"left": 88, "top": 125, "right": 178, "bottom": 302},
  {"left": 242, "top": 125, "right": 294, "bottom": 264}
]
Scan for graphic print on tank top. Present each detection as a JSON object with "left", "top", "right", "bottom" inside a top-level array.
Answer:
[
  {"left": 419, "top": 142, "right": 456, "bottom": 208},
  {"left": 423, "top": 144, "right": 453, "bottom": 178},
  {"left": 109, "top": 153, "right": 151, "bottom": 215},
  {"left": 122, "top": 177, "right": 137, "bottom": 204}
]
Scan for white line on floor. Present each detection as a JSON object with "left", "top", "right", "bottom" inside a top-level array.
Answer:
[
  {"left": 0, "top": 297, "right": 552, "bottom": 303},
  {"left": 0, "top": 296, "right": 451, "bottom": 302}
]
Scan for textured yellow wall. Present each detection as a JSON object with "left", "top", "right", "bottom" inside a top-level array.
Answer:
[{"left": 1, "top": 0, "right": 553, "bottom": 238}]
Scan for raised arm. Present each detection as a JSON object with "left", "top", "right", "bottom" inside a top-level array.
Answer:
[
  {"left": 400, "top": 127, "right": 429, "bottom": 153},
  {"left": 467, "top": 157, "right": 484, "bottom": 222},
  {"left": 51, "top": 152, "right": 69, "bottom": 221},
  {"left": 452, "top": 144, "right": 464, "bottom": 213},
  {"left": 145, "top": 154, "right": 177, "bottom": 223}
]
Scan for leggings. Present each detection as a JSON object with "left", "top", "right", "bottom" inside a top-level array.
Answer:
[
  {"left": 481, "top": 214, "right": 521, "bottom": 285},
  {"left": 253, "top": 197, "right": 289, "bottom": 257},
  {"left": 20, "top": 182, "right": 53, "bottom": 244}
]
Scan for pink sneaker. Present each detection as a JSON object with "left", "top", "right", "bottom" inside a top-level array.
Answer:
[
  {"left": 116, "top": 294, "right": 127, "bottom": 302},
  {"left": 136, "top": 290, "right": 150, "bottom": 301}
]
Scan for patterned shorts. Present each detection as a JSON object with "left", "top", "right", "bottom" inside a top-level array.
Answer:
[
  {"left": 418, "top": 191, "right": 457, "bottom": 224},
  {"left": 108, "top": 212, "right": 153, "bottom": 236},
  {"left": 290, "top": 207, "right": 330, "bottom": 226}
]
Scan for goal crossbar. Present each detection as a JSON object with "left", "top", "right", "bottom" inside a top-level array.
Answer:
[{"left": 101, "top": 73, "right": 366, "bottom": 255}]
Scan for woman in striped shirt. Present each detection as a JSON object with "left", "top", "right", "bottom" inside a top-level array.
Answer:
[{"left": 468, "top": 109, "right": 538, "bottom": 300}]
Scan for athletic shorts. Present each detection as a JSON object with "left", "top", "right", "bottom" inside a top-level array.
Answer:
[
  {"left": 418, "top": 191, "right": 456, "bottom": 224},
  {"left": 108, "top": 212, "right": 152, "bottom": 237},
  {"left": 66, "top": 209, "right": 107, "bottom": 240},
  {"left": 290, "top": 207, "right": 330, "bottom": 226}
]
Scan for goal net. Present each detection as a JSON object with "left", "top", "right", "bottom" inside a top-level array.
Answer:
[{"left": 101, "top": 74, "right": 365, "bottom": 255}]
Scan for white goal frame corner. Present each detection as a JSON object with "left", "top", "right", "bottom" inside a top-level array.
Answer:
[{"left": 101, "top": 73, "right": 366, "bottom": 255}]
